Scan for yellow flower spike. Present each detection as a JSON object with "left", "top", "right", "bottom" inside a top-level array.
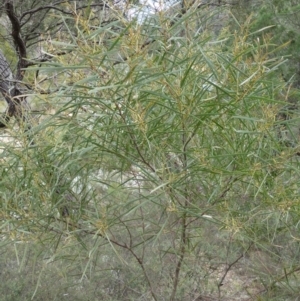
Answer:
[{"left": 94, "top": 218, "right": 108, "bottom": 235}]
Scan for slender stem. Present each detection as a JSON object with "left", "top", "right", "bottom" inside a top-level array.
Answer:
[
  {"left": 217, "top": 243, "right": 252, "bottom": 300},
  {"left": 127, "top": 248, "right": 159, "bottom": 301},
  {"left": 170, "top": 212, "right": 187, "bottom": 301},
  {"left": 169, "top": 127, "right": 189, "bottom": 301}
]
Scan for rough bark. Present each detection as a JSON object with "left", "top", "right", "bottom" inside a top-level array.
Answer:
[
  {"left": 0, "top": 1, "right": 31, "bottom": 128},
  {"left": 0, "top": 49, "right": 30, "bottom": 128}
]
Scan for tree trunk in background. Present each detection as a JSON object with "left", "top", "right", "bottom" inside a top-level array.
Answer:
[{"left": 0, "top": 49, "right": 31, "bottom": 128}]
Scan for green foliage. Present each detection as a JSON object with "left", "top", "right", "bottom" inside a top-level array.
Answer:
[
  {"left": 1, "top": 4, "right": 300, "bottom": 301},
  {"left": 230, "top": 0, "right": 300, "bottom": 87}
]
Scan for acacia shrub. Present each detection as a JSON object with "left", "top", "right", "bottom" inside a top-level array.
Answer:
[{"left": 1, "top": 7, "right": 299, "bottom": 301}]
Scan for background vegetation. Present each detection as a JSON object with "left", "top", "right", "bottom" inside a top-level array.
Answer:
[{"left": 1, "top": 1, "right": 300, "bottom": 300}]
